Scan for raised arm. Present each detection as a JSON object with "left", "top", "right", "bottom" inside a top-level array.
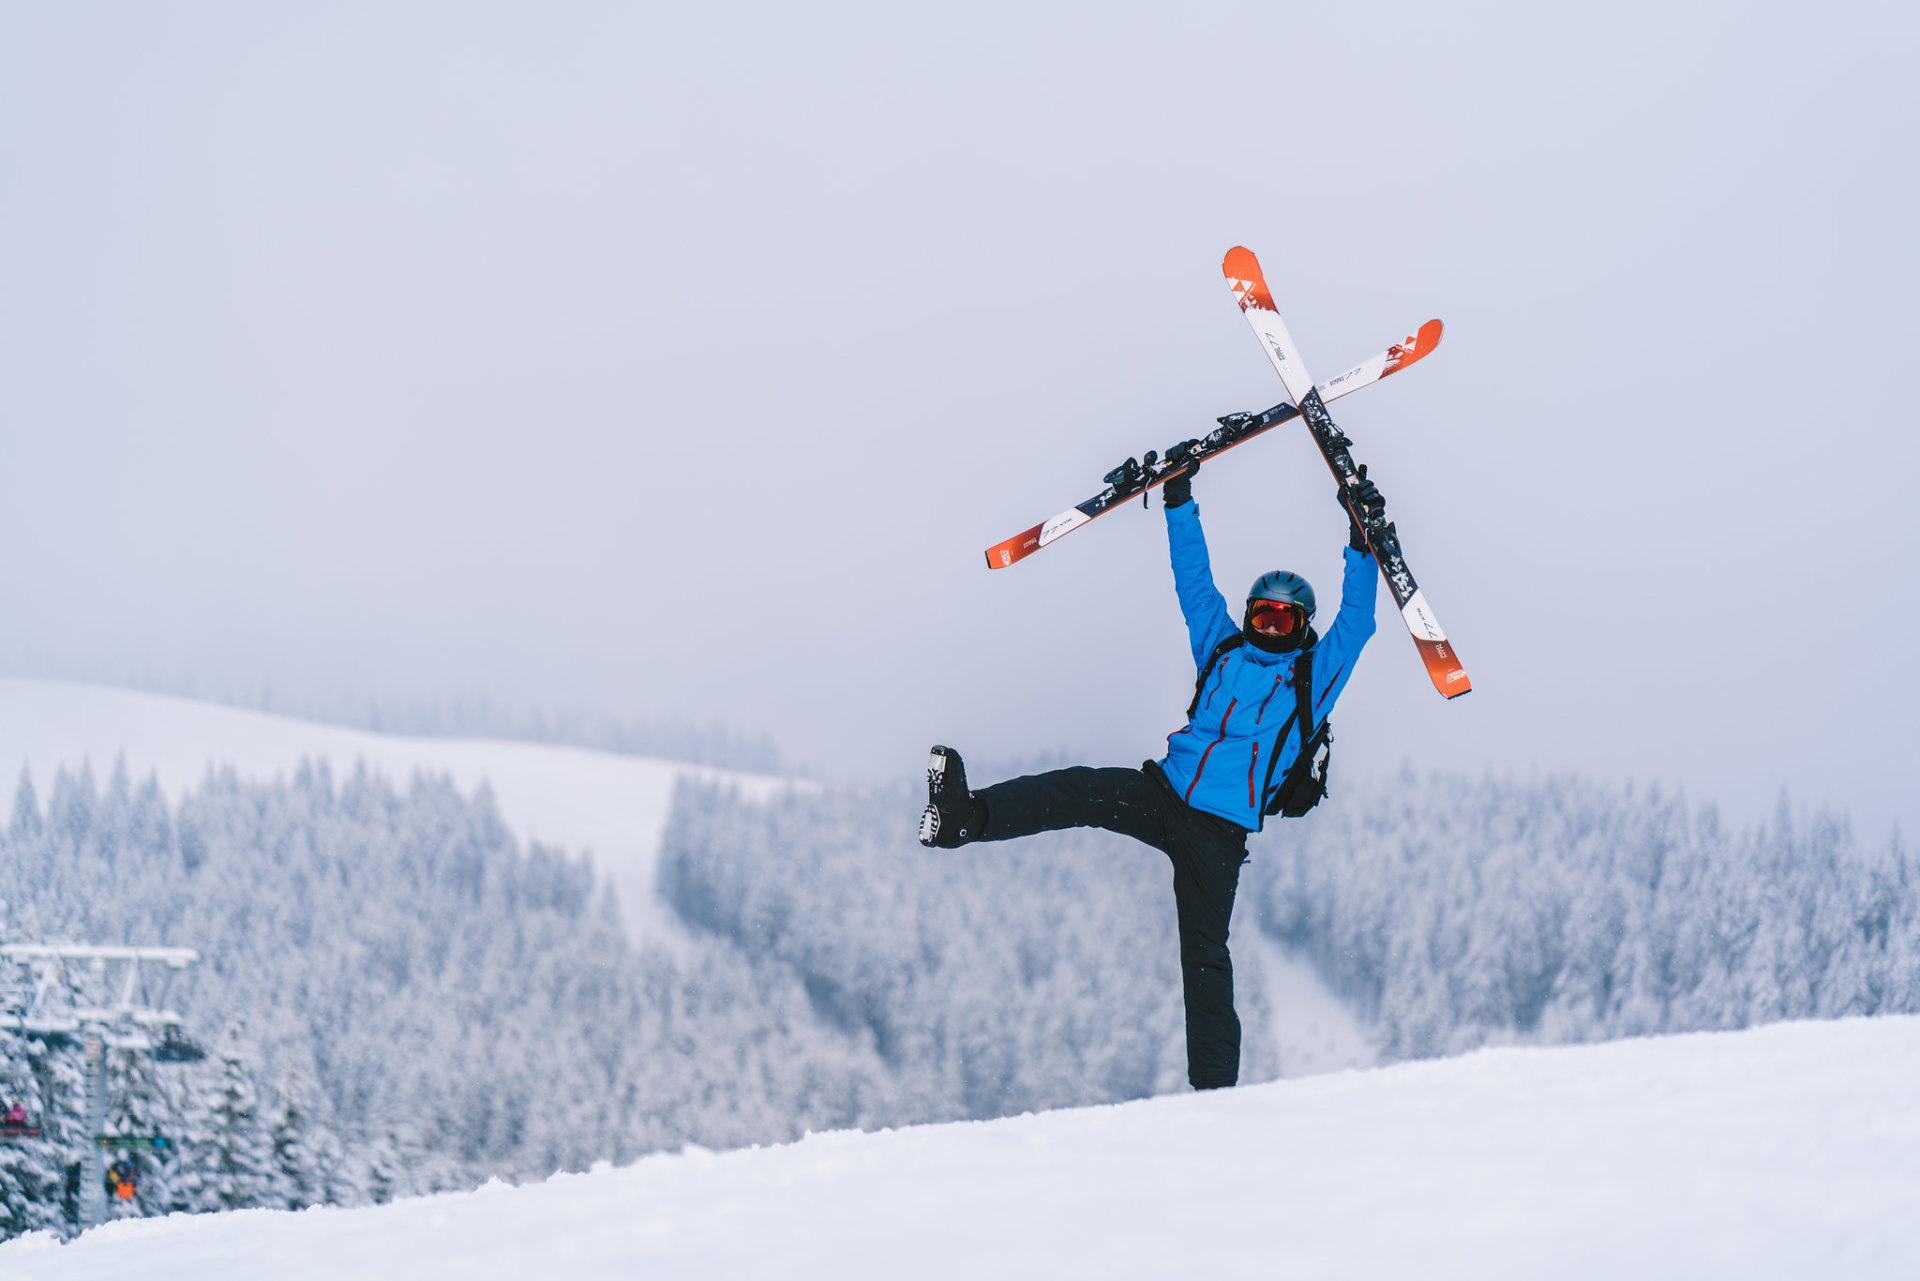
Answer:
[
  {"left": 1162, "top": 460, "right": 1238, "bottom": 666},
  {"left": 1316, "top": 544, "right": 1380, "bottom": 682},
  {"left": 1314, "top": 467, "right": 1384, "bottom": 709}
]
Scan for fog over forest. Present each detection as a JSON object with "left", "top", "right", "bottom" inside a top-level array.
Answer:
[{"left": 1, "top": 2, "right": 1915, "bottom": 840}]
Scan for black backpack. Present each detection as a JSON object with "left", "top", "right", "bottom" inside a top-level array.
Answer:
[{"left": 1188, "top": 634, "right": 1332, "bottom": 821}]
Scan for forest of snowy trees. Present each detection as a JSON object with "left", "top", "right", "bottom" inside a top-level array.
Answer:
[
  {"left": 1253, "top": 772, "right": 1920, "bottom": 1059},
  {"left": 0, "top": 762, "right": 902, "bottom": 1238},
  {"left": 3, "top": 758, "right": 1914, "bottom": 1239}
]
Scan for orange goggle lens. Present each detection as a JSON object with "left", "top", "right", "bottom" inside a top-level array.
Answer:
[{"left": 1248, "top": 601, "right": 1301, "bottom": 634}]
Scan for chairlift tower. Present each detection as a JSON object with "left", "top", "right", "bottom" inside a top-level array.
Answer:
[{"left": 0, "top": 944, "right": 202, "bottom": 1230}]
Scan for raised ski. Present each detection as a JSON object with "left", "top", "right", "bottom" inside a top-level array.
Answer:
[
  {"left": 984, "top": 321, "right": 1442, "bottom": 570},
  {"left": 1221, "top": 246, "right": 1470, "bottom": 699}
]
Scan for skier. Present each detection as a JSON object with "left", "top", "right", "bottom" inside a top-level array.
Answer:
[
  {"left": 919, "top": 451, "right": 1385, "bottom": 1090},
  {"left": 106, "top": 1156, "right": 138, "bottom": 1201}
]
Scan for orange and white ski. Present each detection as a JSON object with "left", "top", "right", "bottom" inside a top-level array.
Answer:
[{"left": 1224, "top": 245, "right": 1471, "bottom": 700}]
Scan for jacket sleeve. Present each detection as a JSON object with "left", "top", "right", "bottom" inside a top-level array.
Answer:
[
  {"left": 1165, "top": 501, "right": 1239, "bottom": 667},
  {"left": 1312, "top": 544, "right": 1380, "bottom": 712}
]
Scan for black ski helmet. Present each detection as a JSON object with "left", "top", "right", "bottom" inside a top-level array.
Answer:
[{"left": 1243, "top": 570, "right": 1316, "bottom": 653}]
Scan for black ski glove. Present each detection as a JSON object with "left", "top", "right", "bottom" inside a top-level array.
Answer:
[
  {"left": 1161, "top": 441, "right": 1201, "bottom": 508},
  {"left": 1340, "top": 463, "right": 1385, "bottom": 550}
]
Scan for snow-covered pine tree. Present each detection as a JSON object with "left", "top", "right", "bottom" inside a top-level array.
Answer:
[
  {"left": 33, "top": 981, "right": 92, "bottom": 1233},
  {"left": 0, "top": 1024, "right": 66, "bottom": 1241},
  {"left": 362, "top": 1128, "right": 413, "bottom": 1206},
  {"left": 308, "top": 1120, "right": 356, "bottom": 1209},
  {"left": 174, "top": 1024, "right": 272, "bottom": 1214},
  {"left": 269, "top": 1069, "right": 336, "bottom": 1211},
  {"left": 8, "top": 767, "right": 41, "bottom": 842}
]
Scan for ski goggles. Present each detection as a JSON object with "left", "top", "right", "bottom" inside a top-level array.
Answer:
[{"left": 1248, "top": 600, "right": 1305, "bottom": 635}]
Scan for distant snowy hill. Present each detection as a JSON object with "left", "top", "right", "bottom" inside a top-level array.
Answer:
[
  {"left": 5, "top": 1015, "right": 1916, "bottom": 1280},
  {"left": 0, "top": 677, "right": 797, "bottom": 939}
]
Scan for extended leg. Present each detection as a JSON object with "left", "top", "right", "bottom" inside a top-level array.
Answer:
[{"left": 973, "top": 766, "right": 1169, "bottom": 851}]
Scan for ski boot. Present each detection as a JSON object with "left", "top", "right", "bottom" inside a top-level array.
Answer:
[{"left": 918, "top": 745, "right": 984, "bottom": 848}]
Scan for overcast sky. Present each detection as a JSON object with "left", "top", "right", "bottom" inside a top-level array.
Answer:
[{"left": 1, "top": 1, "right": 1914, "bottom": 837}]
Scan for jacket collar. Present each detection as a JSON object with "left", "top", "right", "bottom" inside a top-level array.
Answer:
[{"left": 1241, "top": 626, "right": 1318, "bottom": 665}]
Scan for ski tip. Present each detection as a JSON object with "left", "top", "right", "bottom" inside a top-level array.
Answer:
[
  {"left": 1382, "top": 319, "right": 1445, "bottom": 377},
  {"left": 1221, "top": 246, "right": 1276, "bottom": 313},
  {"left": 985, "top": 524, "right": 1045, "bottom": 570}
]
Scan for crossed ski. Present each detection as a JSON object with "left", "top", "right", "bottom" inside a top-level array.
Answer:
[{"left": 983, "top": 248, "right": 1471, "bottom": 700}]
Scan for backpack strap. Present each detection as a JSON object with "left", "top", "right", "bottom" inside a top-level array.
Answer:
[
  {"left": 1271, "top": 647, "right": 1336, "bottom": 819},
  {"left": 1257, "top": 648, "right": 1322, "bottom": 818},
  {"left": 1186, "top": 633, "right": 1245, "bottom": 720},
  {"left": 1291, "top": 647, "right": 1316, "bottom": 760}
]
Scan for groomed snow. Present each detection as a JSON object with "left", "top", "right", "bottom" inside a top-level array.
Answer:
[
  {"left": 0, "top": 678, "right": 798, "bottom": 941},
  {"left": 7, "top": 1015, "right": 1917, "bottom": 1279}
]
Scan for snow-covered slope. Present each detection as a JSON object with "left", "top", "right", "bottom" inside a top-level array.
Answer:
[
  {"left": 0, "top": 678, "right": 797, "bottom": 940},
  {"left": 8, "top": 1015, "right": 1916, "bottom": 1279},
  {"left": 1256, "top": 936, "right": 1378, "bottom": 1076}
]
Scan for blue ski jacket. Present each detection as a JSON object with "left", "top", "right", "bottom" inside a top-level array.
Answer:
[{"left": 1156, "top": 500, "right": 1377, "bottom": 831}]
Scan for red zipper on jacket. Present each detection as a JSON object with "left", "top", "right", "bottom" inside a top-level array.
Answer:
[
  {"left": 1254, "top": 670, "right": 1286, "bottom": 725},
  {"left": 1204, "top": 656, "right": 1232, "bottom": 710},
  {"left": 1247, "top": 740, "right": 1260, "bottom": 808},
  {"left": 1183, "top": 697, "right": 1237, "bottom": 804},
  {"left": 1317, "top": 664, "right": 1347, "bottom": 712}
]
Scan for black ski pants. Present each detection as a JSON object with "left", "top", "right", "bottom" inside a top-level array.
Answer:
[{"left": 974, "top": 763, "right": 1250, "bottom": 1090}]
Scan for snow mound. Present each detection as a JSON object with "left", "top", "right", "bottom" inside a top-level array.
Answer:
[
  {"left": 0, "top": 678, "right": 798, "bottom": 941},
  {"left": 8, "top": 1015, "right": 1918, "bottom": 1279}
]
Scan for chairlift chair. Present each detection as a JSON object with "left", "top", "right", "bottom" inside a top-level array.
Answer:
[
  {"left": 2, "top": 1102, "right": 40, "bottom": 1139},
  {"left": 153, "top": 1026, "right": 205, "bottom": 1063}
]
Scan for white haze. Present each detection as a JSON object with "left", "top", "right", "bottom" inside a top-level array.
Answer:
[{"left": 0, "top": 1, "right": 1913, "bottom": 836}]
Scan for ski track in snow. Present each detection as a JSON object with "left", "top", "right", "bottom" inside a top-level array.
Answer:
[
  {"left": 0, "top": 678, "right": 799, "bottom": 943},
  {"left": 6, "top": 1015, "right": 1918, "bottom": 1279}
]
